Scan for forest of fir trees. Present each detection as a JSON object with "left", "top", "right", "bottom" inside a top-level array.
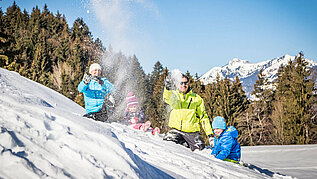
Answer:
[{"left": 1, "top": 3, "right": 317, "bottom": 146}]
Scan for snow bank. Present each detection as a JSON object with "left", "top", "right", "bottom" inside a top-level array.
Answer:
[{"left": 0, "top": 68, "right": 296, "bottom": 178}]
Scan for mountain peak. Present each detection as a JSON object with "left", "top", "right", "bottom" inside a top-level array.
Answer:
[
  {"left": 201, "top": 54, "right": 317, "bottom": 98},
  {"left": 228, "top": 58, "right": 250, "bottom": 66}
]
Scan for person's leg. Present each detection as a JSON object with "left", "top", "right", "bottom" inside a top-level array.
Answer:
[
  {"left": 83, "top": 113, "right": 96, "bottom": 120},
  {"left": 140, "top": 121, "right": 151, "bottom": 132},
  {"left": 133, "top": 123, "right": 143, "bottom": 129},
  {"left": 94, "top": 102, "right": 109, "bottom": 122},
  {"left": 95, "top": 112, "right": 108, "bottom": 122},
  {"left": 163, "top": 129, "right": 189, "bottom": 148},
  {"left": 182, "top": 132, "right": 205, "bottom": 151}
]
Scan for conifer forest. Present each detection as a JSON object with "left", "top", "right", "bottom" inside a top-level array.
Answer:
[{"left": 1, "top": 3, "right": 316, "bottom": 145}]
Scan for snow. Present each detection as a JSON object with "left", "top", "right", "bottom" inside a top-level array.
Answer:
[
  {"left": 242, "top": 145, "right": 317, "bottom": 179},
  {"left": 0, "top": 67, "right": 316, "bottom": 178},
  {"left": 200, "top": 54, "right": 317, "bottom": 84},
  {"left": 200, "top": 54, "right": 317, "bottom": 98}
]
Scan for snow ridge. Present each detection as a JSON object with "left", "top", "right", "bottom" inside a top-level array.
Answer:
[
  {"left": 0, "top": 67, "right": 301, "bottom": 178},
  {"left": 200, "top": 54, "right": 317, "bottom": 97}
]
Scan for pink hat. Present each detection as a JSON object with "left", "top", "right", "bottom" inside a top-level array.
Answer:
[{"left": 126, "top": 92, "right": 138, "bottom": 108}]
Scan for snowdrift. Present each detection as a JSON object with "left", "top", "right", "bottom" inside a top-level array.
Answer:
[{"left": 0, "top": 68, "right": 295, "bottom": 178}]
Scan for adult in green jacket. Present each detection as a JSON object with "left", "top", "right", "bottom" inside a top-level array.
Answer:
[{"left": 163, "top": 74, "right": 214, "bottom": 151}]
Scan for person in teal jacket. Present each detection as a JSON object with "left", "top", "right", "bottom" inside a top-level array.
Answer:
[
  {"left": 78, "top": 63, "right": 114, "bottom": 121},
  {"left": 211, "top": 116, "right": 241, "bottom": 162}
]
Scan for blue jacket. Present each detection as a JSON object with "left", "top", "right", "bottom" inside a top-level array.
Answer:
[
  {"left": 211, "top": 126, "right": 241, "bottom": 161},
  {"left": 78, "top": 77, "right": 114, "bottom": 114}
]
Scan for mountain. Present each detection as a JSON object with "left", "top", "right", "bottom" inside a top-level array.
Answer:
[
  {"left": 1, "top": 67, "right": 317, "bottom": 178},
  {"left": 200, "top": 54, "right": 317, "bottom": 97}
]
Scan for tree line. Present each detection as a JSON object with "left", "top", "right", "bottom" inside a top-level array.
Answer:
[{"left": 1, "top": 3, "right": 316, "bottom": 145}]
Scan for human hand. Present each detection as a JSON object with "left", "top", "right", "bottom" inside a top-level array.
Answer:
[
  {"left": 210, "top": 155, "right": 216, "bottom": 159},
  {"left": 92, "top": 76, "right": 104, "bottom": 85},
  {"left": 83, "top": 74, "right": 91, "bottom": 85},
  {"left": 130, "top": 117, "right": 139, "bottom": 124},
  {"left": 165, "top": 78, "right": 172, "bottom": 90},
  {"left": 108, "top": 94, "right": 115, "bottom": 104},
  {"left": 208, "top": 135, "right": 214, "bottom": 147}
]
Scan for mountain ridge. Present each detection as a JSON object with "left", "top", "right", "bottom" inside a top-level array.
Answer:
[{"left": 200, "top": 54, "right": 317, "bottom": 97}]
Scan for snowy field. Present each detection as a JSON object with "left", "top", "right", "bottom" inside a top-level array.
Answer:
[{"left": 0, "top": 67, "right": 316, "bottom": 179}]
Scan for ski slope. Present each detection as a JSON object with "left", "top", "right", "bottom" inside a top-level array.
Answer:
[{"left": 0, "top": 67, "right": 316, "bottom": 179}]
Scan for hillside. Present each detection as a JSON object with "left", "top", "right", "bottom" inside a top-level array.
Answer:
[{"left": 2, "top": 67, "right": 317, "bottom": 178}]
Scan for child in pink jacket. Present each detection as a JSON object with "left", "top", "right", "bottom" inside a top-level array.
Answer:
[{"left": 123, "top": 92, "right": 160, "bottom": 135}]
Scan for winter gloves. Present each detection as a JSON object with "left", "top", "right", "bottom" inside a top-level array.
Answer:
[
  {"left": 165, "top": 78, "right": 172, "bottom": 90},
  {"left": 92, "top": 76, "right": 104, "bottom": 85},
  {"left": 130, "top": 117, "right": 139, "bottom": 124},
  {"left": 82, "top": 74, "right": 104, "bottom": 85},
  {"left": 83, "top": 74, "right": 92, "bottom": 85},
  {"left": 108, "top": 95, "right": 115, "bottom": 105},
  {"left": 208, "top": 135, "right": 214, "bottom": 147}
]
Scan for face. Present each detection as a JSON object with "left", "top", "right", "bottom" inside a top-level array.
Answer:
[
  {"left": 128, "top": 105, "right": 137, "bottom": 112},
  {"left": 90, "top": 69, "right": 101, "bottom": 77},
  {"left": 178, "top": 77, "right": 189, "bottom": 93},
  {"left": 214, "top": 128, "right": 224, "bottom": 137}
]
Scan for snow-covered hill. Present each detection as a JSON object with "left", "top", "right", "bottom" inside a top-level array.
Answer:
[
  {"left": 200, "top": 54, "right": 317, "bottom": 97},
  {"left": 1, "top": 67, "right": 316, "bottom": 178}
]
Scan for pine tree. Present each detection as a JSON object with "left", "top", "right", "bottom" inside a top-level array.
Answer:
[
  {"left": 237, "top": 69, "right": 274, "bottom": 145},
  {"left": 149, "top": 61, "right": 164, "bottom": 94},
  {"left": 152, "top": 68, "right": 169, "bottom": 132},
  {"left": 211, "top": 76, "right": 248, "bottom": 127},
  {"left": 128, "top": 55, "right": 148, "bottom": 108},
  {"left": 272, "top": 52, "right": 315, "bottom": 144},
  {"left": 1, "top": 2, "right": 24, "bottom": 71},
  {"left": 145, "top": 61, "right": 165, "bottom": 130}
]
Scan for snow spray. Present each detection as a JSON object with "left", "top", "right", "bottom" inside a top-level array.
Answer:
[
  {"left": 165, "top": 69, "right": 184, "bottom": 111},
  {"left": 85, "top": 0, "right": 159, "bottom": 122},
  {"left": 100, "top": 50, "right": 136, "bottom": 122},
  {"left": 169, "top": 69, "right": 183, "bottom": 87}
]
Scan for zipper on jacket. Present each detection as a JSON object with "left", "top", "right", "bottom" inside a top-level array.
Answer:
[
  {"left": 180, "top": 120, "right": 183, "bottom": 130},
  {"left": 187, "top": 98, "right": 192, "bottom": 109}
]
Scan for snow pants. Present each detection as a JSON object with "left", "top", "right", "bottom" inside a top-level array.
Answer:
[
  {"left": 163, "top": 129, "right": 205, "bottom": 151},
  {"left": 83, "top": 97, "right": 114, "bottom": 122}
]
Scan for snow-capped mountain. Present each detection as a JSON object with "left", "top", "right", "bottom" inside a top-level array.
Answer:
[{"left": 200, "top": 54, "right": 317, "bottom": 97}]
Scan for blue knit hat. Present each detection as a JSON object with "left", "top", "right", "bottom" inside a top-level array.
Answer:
[{"left": 212, "top": 116, "right": 226, "bottom": 129}]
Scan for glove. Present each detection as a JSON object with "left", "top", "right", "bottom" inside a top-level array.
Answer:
[
  {"left": 208, "top": 135, "right": 214, "bottom": 147},
  {"left": 165, "top": 78, "right": 172, "bottom": 90},
  {"left": 108, "top": 95, "right": 115, "bottom": 105},
  {"left": 92, "top": 76, "right": 104, "bottom": 85},
  {"left": 83, "top": 74, "right": 91, "bottom": 85},
  {"left": 130, "top": 117, "right": 139, "bottom": 124}
]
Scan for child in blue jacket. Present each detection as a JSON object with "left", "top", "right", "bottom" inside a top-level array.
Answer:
[
  {"left": 78, "top": 63, "right": 114, "bottom": 121},
  {"left": 211, "top": 116, "right": 241, "bottom": 162}
]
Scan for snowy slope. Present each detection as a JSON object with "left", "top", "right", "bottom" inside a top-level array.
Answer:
[
  {"left": 200, "top": 55, "right": 317, "bottom": 97},
  {"left": 0, "top": 67, "right": 314, "bottom": 179}
]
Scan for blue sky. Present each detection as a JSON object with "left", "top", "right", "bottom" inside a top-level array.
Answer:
[{"left": 1, "top": 0, "right": 317, "bottom": 75}]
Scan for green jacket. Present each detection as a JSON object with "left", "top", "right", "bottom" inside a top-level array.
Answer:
[{"left": 163, "top": 87, "right": 213, "bottom": 136}]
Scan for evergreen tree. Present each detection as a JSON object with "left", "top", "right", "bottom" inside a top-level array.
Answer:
[
  {"left": 151, "top": 68, "right": 169, "bottom": 132},
  {"left": 149, "top": 61, "right": 164, "bottom": 94},
  {"left": 212, "top": 76, "right": 248, "bottom": 127},
  {"left": 237, "top": 70, "right": 274, "bottom": 145},
  {"left": 0, "top": 2, "right": 102, "bottom": 108},
  {"left": 128, "top": 55, "right": 148, "bottom": 108},
  {"left": 272, "top": 52, "right": 315, "bottom": 144}
]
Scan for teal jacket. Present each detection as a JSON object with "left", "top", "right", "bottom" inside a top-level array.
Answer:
[{"left": 78, "top": 78, "right": 114, "bottom": 114}]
